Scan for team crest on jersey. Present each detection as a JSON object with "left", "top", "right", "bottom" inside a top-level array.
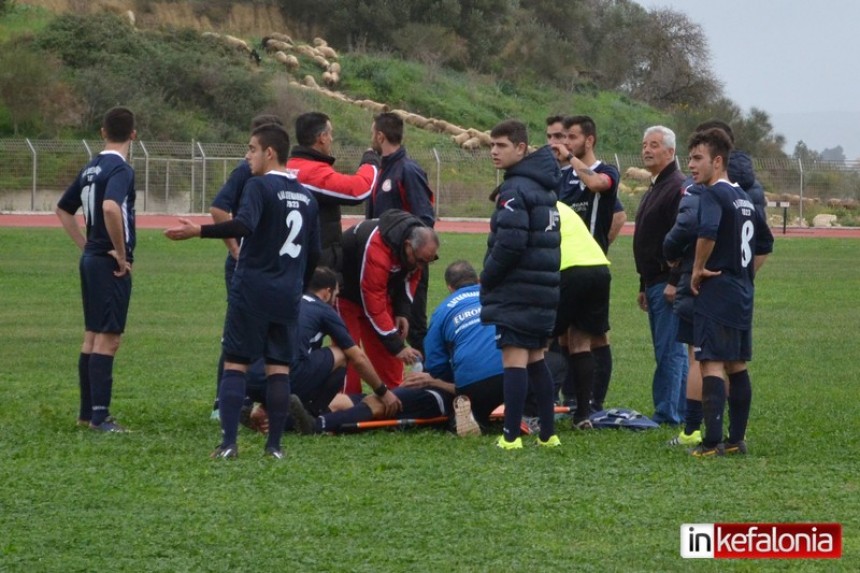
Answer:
[{"left": 381, "top": 179, "right": 393, "bottom": 192}]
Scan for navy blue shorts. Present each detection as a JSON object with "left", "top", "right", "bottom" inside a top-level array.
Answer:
[
  {"left": 495, "top": 326, "right": 547, "bottom": 350},
  {"left": 676, "top": 316, "right": 694, "bottom": 345},
  {"left": 222, "top": 303, "right": 298, "bottom": 365},
  {"left": 291, "top": 348, "right": 336, "bottom": 399},
  {"left": 693, "top": 316, "right": 751, "bottom": 362},
  {"left": 80, "top": 254, "right": 132, "bottom": 334},
  {"left": 553, "top": 265, "right": 611, "bottom": 336},
  {"left": 391, "top": 387, "right": 453, "bottom": 418}
]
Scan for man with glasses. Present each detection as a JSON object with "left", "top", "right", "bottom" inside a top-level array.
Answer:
[{"left": 339, "top": 209, "right": 438, "bottom": 392}]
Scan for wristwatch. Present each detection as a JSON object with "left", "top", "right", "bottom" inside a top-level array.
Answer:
[
  {"left": 373, "top": 384, "right": 389, "bottom": 397},
  {"left": 566, "top": 152, "right": 574, "bottom": 162}
]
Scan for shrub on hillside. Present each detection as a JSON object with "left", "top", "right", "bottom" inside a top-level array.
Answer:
[{"left": 34, "top": 13, "right": 267, "bottom": 140}]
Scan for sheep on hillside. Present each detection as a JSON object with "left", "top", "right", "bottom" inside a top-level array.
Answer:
[
  {"left": 273, "top": 51, "right": 300, "bottom": 71},
  {"left": 625, "top": 166, "right": 652, "bottom": 182},
  {"left": 318, "top": 45, "right": 338, "bottom": 60}
]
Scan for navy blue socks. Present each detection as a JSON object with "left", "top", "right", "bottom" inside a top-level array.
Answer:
[
  {"left": 265, "top": 373, "right": 291, "bottom": 451},
  {"left": 684, "top": 399, "right": 703, "bottom": 436},
  {"left": 218, "top": 369, "right": 246, "bottom": 447},
  {"left": 528, "top": 360, "right": 556, "bottom": 442},
  {"left": 567, "top": 351, "right": 594, "bottom": 421},
  {"left": 701, "top": 375, "right": 726, "bottom": 448},
  {"left": 78, "top": 352, "right": 92, "bottom": 422},
  {"left": 727, "top": 370, "right": 752, "bottom": 444},
  {"left": 89, "top": 353, "right": 114, "bottom": 426},
  {"left": 591, "top": 344, "right": 612, "bottom": 410},
  {"left": 502, "top": 367, "right": 528, "bottom": 442}
]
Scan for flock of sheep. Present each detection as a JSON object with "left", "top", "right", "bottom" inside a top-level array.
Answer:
[{"left": 202, "top": 30, "right": 495, "bottom": 150}]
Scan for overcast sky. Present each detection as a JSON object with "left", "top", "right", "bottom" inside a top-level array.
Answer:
[{"left": 635, "top": 0, "right": 860, "bottom": 160}]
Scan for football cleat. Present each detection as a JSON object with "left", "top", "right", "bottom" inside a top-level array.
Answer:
[
  {"left": 723, "top": 440, "right": 748, "bottom": 455},
  {"left": 210, "top": 444, "right": 238, "bottom": 459},
  {"left": 667, "top": 429, "right": 702, "bottom": 447},
  {"left": 689, "top": 443, "right": 725, "bottom": 458},
  {"left": 537, "top": 434, "right": 561, "bottom": 448},
  {"left": 453, "top": 395, "right": 481, "bottom": 437},
  {"left": 263, "top": 447, "right": 284, "bottom": 460},
  {"left": 89, "top": 417, "right": 128, "bottom": 433},
  {"left": 496, "top": 436, "right": 523, "bottom": 450},
  {"left": 288, "top": 395, "right": 317, "bottom": 435}
]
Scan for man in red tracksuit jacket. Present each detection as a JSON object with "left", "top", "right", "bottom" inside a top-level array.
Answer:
[
  {"left": 339, "top": 210, "right": 438, "bottom": 393},
  {"left": 286, "top": 111, "right": 380, "bottom": 273}
]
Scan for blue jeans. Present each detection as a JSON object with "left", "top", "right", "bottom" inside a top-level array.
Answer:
[{"left": 646, "top": 282, "right": 688, "bottom": 424}]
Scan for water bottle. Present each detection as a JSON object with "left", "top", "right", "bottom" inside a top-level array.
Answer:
[{"left": 412, "top": 360, "right": 424, "bottom": 373}]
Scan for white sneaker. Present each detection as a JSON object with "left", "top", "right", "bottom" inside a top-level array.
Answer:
[{"left": 453, "top": 395, "right": 481, "bottom": 437}]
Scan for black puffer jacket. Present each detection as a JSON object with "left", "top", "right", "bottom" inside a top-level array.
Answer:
[{"left": 480, "top": 145, "right": 561, "bottom": 337}]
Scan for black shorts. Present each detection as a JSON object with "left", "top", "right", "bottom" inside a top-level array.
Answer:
[
  {"left": 459, "top": 374, "right": 504, "bottom": 426},
  {"left": 553, "top": 265, "right": 611, "bottom": 337},
  {"left": 693, "top": 316, "right": 751, "bottom": 362},
  {"left": 495, "top": 326, "right": 547, "bottom": 350},
  {"left": 222, "top": 303, "right": 298, "bottom": 365},
  {"left": 391, "top": 387, "right": 453, "bottom": 418},
  {"left": 677, "top": 316, "right": 694, "bottom": 345},
  {"left": 80, "top": 254, "right": 132, "bottom": 334}
]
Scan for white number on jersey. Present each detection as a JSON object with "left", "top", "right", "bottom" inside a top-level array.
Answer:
[
  {"left": 80, "top": 182, "right": 96, "bottom": 225},
  {"left": 740, "top": 219, "right": 754, "bottom": 268},
  {"left": 279, "top": 210, "right": 303, "bottom": 258}
]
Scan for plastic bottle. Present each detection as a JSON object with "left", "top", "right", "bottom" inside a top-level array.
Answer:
[{"left": 412, "top": 360, "right": 424, "bottom": 373}]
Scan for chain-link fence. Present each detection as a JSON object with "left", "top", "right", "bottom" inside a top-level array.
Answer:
[{"left": 2, "top": 139, "right": 858, "bottom": 225}]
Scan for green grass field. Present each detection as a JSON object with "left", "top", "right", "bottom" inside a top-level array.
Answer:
[{"left": 0, "top": 229, "right": 857, "bottom": 572}]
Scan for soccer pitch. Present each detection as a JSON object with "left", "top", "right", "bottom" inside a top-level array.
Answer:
[{"left": 0, "top": 228, "right": 857, "bottom": 571}]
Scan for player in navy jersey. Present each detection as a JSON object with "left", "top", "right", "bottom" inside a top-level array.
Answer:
[
  {"left": 242, "top": 266, "right": 402, "bottom": 431},
  {"left": 547, "top": 114, "right": 619, "bottom": 413},
  {"left": 166, "top": 124, "right": 321, "bottom": 460},
  {"left": 208, "top": 114, "right": 283, "bottom": 420},
  {"left": 550, "top": 115, "right": 620, "bottom": 254},
  {"left": 687, "top": 128, "right": 773, "bottom": 457},
  {"left": 56, "top": 106, "right": 137, "bottom": 433}
]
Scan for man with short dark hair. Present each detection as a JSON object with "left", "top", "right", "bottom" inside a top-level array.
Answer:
[
  {"left": 339, "top": 209, "right": 436, "bottom": 393},
  {"left": 633, "top": 125, "right": 688, "bottom": 425},
  {"left": 547, "top": 114, "right": 620, "bottom": 412},
  {"left": 368, "top": 112, "right": 435, "bottom": 356},
  {"left": 411, "top": 260, "right": 505, "bottom": 433},
  {"left": 208, "top": 114, "right": 283, "bottom": 420},
  {"left": 482, "top": 119, "right": 561, "bottom": 450},
  {"left": 56, "top": 106, "right": 137, "bottom": 433},
  {"left": 550, "top": 115, "right": 620, "bottom": 254},
  {"left": 287, "top": 111, "right": 380, "bottom": 273},
  {"left": 687, "top": 128, "right": 773, "bottom": 457},
  {"left": 165, "top": 123, "right": 321, "bottom": 460}
]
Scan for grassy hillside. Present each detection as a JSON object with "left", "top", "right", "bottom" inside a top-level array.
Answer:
[{"left": 0, "top": 2, "right": 668, "bottom": 153}]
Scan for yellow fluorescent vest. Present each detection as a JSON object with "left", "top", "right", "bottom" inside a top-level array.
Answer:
[{"left": 558, "top": 201, "right": 611, "bottom": 270}]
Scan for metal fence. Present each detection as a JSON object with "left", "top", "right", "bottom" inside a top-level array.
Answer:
[{"left": 2, "top": 139, "right": 858, "bottom": 225}]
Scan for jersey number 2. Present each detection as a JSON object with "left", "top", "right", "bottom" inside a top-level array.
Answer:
[{"left": 279, "top": 210, "right": 303, "bottom": 258}]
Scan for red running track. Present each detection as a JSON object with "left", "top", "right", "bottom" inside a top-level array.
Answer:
[{"left": 2, "top": 212, "right": 859, "bottom": 238}]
